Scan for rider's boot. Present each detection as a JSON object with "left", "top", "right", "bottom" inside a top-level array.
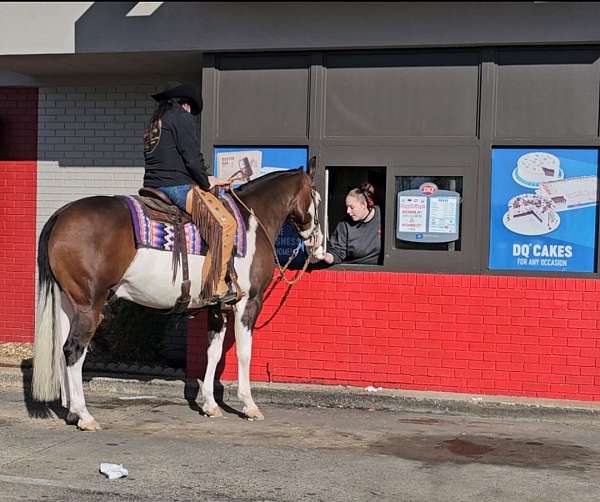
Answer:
[
  {"left": 209, "top": 220, "right": 243, "bottom": 306},
  {"left": 216, "top": 262, "right": 244, "bottom": 307}
]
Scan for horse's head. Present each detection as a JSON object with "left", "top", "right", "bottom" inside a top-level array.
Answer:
[{"left": 287, "top": 158, "right": 324, "bottom": 258}]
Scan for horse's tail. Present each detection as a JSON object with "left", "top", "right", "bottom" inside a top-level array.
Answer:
[{"left": 32, "top": 211, "right": 64, "bottom": 402}]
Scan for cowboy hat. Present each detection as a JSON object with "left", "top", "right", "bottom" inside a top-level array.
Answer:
[{"left": 151, "top": 81, "right": 202, "bottom": 115}]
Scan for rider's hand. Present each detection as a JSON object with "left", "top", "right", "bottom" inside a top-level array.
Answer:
[{"left": 208, "top": 176, "right": 232, "bottom": 189}]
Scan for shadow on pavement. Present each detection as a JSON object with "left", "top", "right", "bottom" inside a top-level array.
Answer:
[{"left": 20, "top": 359, "right": 68, "bottom": 421}]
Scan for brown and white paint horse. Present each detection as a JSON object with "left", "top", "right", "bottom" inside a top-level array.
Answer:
[{"left": 33, "top": 163, "right": 323, "bottom": 430}]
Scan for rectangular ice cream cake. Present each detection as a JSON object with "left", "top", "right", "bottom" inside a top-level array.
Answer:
[{"left": 536, "top": 176, "right": 598, "bottom": 211}]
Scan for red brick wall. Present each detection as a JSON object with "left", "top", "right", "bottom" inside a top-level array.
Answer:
[
  {"left": 188, "top": 270, "right": 600, "bottom": 401},
  {"left": 0, "top": 88, "right": 38, "bottom": 343}
]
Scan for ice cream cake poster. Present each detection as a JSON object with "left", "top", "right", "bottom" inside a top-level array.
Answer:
[{"left": 489, "top": 148, "right": 599, "bottom": 272}]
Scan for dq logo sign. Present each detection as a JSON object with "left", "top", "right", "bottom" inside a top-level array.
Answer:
[{"left": 419, "top": 182, "right": 438, "bottom": 196}]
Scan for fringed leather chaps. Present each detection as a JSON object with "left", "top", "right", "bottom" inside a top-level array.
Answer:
[{"left": 186, "top": 187, "right": 237, "bottom": 302}]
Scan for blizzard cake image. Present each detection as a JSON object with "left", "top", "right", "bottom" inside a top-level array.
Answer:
[
  {"left": 536, "top": 176, "right": 598, "bottom": 211},
  {"left": 503, "top": 193, "right": 560, "bottom": 235},
  {"left": 513, "top": 152, "right": 563, "bottom": 188}
]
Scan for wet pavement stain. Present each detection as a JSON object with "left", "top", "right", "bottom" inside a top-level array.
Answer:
[
  {"left": 368, "top": 434, "right": 600, "bottom": 469},
  {"left": 444, "top": 438, "right": 494, "bottom": 456}
]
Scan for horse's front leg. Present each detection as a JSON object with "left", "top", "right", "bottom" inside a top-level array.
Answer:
[
  {"left": 201, "top": 307, "right": 227, "bottom": 417},
  {"left": 234, "top": 298, "right": 264, "bottom": 420}
]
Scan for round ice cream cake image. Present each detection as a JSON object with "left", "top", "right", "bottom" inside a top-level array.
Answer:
[
  {"left": 512, "top": 152, "right": 564, "bottom": 188},
  {"left": 503, "top": 193, "right": 560, "bottom": 235}
]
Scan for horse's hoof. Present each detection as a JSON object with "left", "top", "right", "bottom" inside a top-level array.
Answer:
[
  {"left": 202, "top": 403, "right": 223, "bottom": 418},
  {"left": 243, "top": 407, "right": 264, "bottom": 421},
  {"left": 77, "top": 418, "right": 102, "bottom": 431},
  {"left": 65, "top": 412, "right": 79, "bottom": 426}
]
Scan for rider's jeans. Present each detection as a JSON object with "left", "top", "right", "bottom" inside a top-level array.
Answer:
[{"left": 158, "top": 184, "right": 193, "bottom": 212}]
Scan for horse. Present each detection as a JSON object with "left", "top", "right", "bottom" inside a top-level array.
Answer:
[{"left": 32, "top": 162, "right": 323, "bottom": 431}]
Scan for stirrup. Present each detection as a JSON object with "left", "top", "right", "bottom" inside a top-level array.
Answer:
[
  {"left": 211, "top": 290, "right": 243, "bottom": 306},
  {"left": 227, "top": 263, "right": 244, "bottom": 304},
  {"left": 219, "top": 291, "right": 240, "bottom": 305}
]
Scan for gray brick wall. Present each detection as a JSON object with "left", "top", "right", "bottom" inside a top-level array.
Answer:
[
  {"left": 36, "top": 83, "right": 187, "bottom": 365},
  {"left": 38, "top": 84, "right": 160, "bottom": 168},
  {"left": 36, "top": 84, "right": 164, "bottom": 227}
]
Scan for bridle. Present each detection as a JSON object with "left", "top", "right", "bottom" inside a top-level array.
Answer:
[{"left": 228, "top": 185, "right": 321, "bottom": 286}]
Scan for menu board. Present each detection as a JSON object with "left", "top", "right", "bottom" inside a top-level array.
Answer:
[
  {"left": 398, "top": 196, "right": 427, "bottom": 232},
  {"left": 396, "top": 188, "right": 460, "bottom": 243},
  {"left": 429, "top": 197, "right": 458, "bottom": 234}
]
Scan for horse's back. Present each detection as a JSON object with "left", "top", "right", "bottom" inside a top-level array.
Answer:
[{"left": 47, "top": 196, "right": 136, "bottom": 301}]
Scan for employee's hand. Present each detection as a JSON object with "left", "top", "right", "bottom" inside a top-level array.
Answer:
[
  {"left": 312, "top": 247, "right": 334, "bottom": 264},
  {"left": 322, "top": 252, "right": 335, "bottom": 264}
]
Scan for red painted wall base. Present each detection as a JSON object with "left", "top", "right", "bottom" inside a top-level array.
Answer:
[
  {"left": 0, "top": 88, "right": 37, "bottom": 343},
  {"left": 187, "top": 270, "right": 600, "bottom": 402}
]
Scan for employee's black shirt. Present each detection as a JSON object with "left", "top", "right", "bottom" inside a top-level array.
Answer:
[
  {"left": 328, "top": 206, "right": 381, "bottom": 265},
  {"left": 143, "top": 105, "right": 210, "bottom": 190}
]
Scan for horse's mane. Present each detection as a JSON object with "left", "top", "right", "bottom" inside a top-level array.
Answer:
[{"left": 234, "top": 168, "right": 305, "bottom": 196}]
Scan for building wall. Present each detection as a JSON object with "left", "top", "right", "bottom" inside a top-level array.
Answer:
[
  {"left": 0, "top": 2, "right": 93, "bottom": 56},
  {"left": 73, "top": 3, "right": 600, "bottom": 55},
  {"left": 0, "top": 88, "right": 37, "bottom": 343},
  {"left": 188, "top": 270, "right": 600, "bottom": 401},
  {"left": 185, "top": 47, "right": 600, "bottom": 402},
  {"left": 36, "top": 84, "right": 158, "bottom": 228}
]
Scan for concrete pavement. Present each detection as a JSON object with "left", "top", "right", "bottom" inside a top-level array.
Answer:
[
  {"left": 1, "top": 385, "right": 600, "bottom": 501},
  {"left": 1, "top": 361, "right": 600, "bottom": 420}
]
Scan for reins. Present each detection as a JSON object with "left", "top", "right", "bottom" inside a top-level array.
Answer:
[{"left": 227, "top": 185, "right": 318, "bottom": 286}]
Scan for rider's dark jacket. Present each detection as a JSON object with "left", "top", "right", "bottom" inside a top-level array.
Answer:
[{"left": 143, "top": 105, "right": 211, "bottom": 190}]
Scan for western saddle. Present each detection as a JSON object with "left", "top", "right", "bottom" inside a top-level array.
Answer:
[{"left": 136, "top": 187, "right": 194, "bottom": 313}]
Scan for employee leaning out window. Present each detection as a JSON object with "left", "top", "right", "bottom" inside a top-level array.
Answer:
[{"left": 318, "top": 182, "right": 382, "bottom": 265}]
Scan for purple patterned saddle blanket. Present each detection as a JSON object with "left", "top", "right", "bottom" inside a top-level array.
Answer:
[{"left": 118, "top": 193, "right": 247, "bottom": 257}]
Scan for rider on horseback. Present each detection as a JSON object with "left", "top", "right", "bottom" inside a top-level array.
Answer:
[{"left": 143, "top": 82, "right": 240, "bottom": 306}]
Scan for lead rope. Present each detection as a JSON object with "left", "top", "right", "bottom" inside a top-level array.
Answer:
[{"left": 227, "top": 187, "right": 316, "bottom": 286}]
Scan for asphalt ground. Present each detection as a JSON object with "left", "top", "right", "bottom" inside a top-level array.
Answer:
[{"left": 1, "top": 381, "right": 600, "bottom": 501}]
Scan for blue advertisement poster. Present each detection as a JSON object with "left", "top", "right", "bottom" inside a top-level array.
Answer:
[
  {"left": 489, "top": 148, "right": 598, "bottom": 273},
  {"left": 213, "top": 146, "right": 308, "bottom": 268}
]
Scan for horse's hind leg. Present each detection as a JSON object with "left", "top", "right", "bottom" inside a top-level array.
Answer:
[
  {"left": 201, "top": 307, "right": 227, "bottom": 417},
  {"left": 62, "top": 297, "right": 104, "bottom": 431},
  {"left": 56, "top": 295, "right": 78, "bottom": 425}
]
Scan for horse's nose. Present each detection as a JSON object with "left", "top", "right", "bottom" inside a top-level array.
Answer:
[
  {"left": 305, "top": 229, "right": 322, "bottom": 249},
  {"left": 314, "top": 230, "right": 323, "bottom": 248}
]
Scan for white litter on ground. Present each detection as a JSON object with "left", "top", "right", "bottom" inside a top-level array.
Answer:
[
  {"left": 365, "top": 386, "right": 383, "bottom": 393},
  {"left": 99, "top": 463, "right": 129, "bottom": 480}
]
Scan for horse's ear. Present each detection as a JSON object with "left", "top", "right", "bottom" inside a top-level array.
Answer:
[{"left": 307, "top": 156, "right": 317, "bottom": 179}]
